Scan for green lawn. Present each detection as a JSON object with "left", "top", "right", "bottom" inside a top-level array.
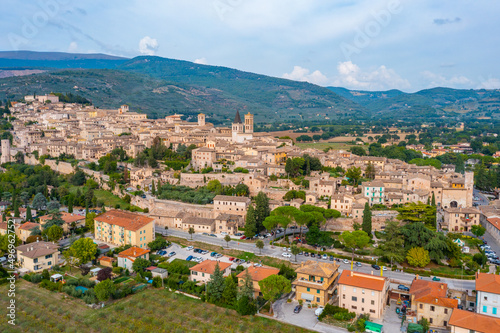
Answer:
[
  {"left": 170, "top": 258, "right": 197, "bottom": 268},
  {"left": 296, "top": 142, "right": 363, "bottom": 151},
  {"left": 0, "top": 280, "right": 312, "bottom": 333}
]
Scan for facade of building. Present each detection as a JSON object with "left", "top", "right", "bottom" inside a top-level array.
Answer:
[
  {"left": 449, "top": 309, "right": 500, "bottom": 333},
  {"left": 237, "top": 266, "right": 280, "bottom": 298},
  {"left": 94, "top": 210, "right": 155, "bottom": 248},
  {"left": 117, "top": 246, "right": 150, "bottom": 272},
  {"left": 293, "top": 260, "right": 340, "bottom": 307},
  {"left": 476, "top": 273, "right": 500, "bottom": 318},
  {"left": 189, "top": 260, "right": 232, "bottom": 283},
  {"left": 16, "top": 222, "right": 41, "bottom": 243},
  {"left": 337, "top": 270, "right": 389, "bottom": 319},
  {"left": 213, "top": 195, "right": 251, "bottom": 219},
  {"left": 16, "top": 241, "right": 59, "bottom": 272}
]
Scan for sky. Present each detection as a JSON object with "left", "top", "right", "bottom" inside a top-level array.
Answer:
[{"left": 1, "top": 0, "right": 499, "bottom": 92}]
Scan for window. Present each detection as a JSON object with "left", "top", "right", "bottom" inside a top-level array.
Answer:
[
  {"left": 483, "top": 305, "right": 488, "bottom": 313},
  {"left": 485, "top": 296, "right": 488, "bottom": 301},
  {"left": 352, "top": 296, "right": 357, "bottom": 302},
  {"left": 494, "top": 307, "right": 498, "bottom": 315},
  {"left": 371, "top": 300, "right": 375, "bottom": 305},
  {"left": 343, "top": 286, "right": 346, "bottom": 291},
  {"left": 317, "top": 297, "right": 320, "bottom": 302},
  {"left": 307, "top": 288, "right": 310, "bottom": 292},
  {"left": 47, "top": 261, "right": 51, "bottom": 266},
  {"left": 430, "top": 306, "right": 435, "bottom": 312},
  {"left": 317, "top": 289, "right": 320, "bottom": 294},
  {"left": 352, "top": 306, "right": 357, "bottom": 310},
  {"left": 353, "top": 288, "right": 356, "bottom": 293},
  {"left": 45, "top": 254, "right": 52, "bottom": 259},
  {"left": 444, "top": 308, "right": 448, "bottom": 314},
  {"left": 362, "top": 289, "right": 365, "bottom": 294},
  {"left": 343, "top": 295, "right": 345, "bottom": 299},
  {"left": 34, "top": 258, "right": 38, "bottom": 263},
  {"left": 370, "top": 309, "right": 376, "bottom": 313},
  {"left": 419, "top": 304, "right": 423, "bottom": 309},
  {"left": 429, "top": 318, "right": 433, "bottom": 324},
  {"left": 371, "top": 291, "right": 375, "bottom": 296}
]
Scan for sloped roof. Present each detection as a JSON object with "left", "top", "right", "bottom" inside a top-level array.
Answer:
[
  {"left": 410, "top": 279, "right": 458, "bottom": 308},
  {"left": 449, "top": 309, "right": 500, "bottom": 333},
  {"left": 338, "top": 270, "right": 387, "bottom": 291},
  {"left": 18, "top": 222, "right": 40, "bottom": 230},
  {"left": 190, "top": 260, "right": 231, "bottom": 274},
  {"left": 16, "top": 241, "right": 59, "bottom": 259},
  {"left": 94, "top": 210, "right": 154, "bottom": 231},
  {"left": 237, "top": 266, "right": 279, "bottom": 281},
  {"left": 233, "top": 111, "right": 242, "bottom": 124},
  {"left": 295, "top": 260, "right": 339, "bottom": 278},
  {"left": 476, "top": 273, "right": 500, "bottom": 294},
  {"left": 117, "top": 246, "right": 150, "bottom": 258}
]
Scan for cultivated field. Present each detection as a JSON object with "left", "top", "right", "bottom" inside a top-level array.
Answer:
[{"left": 0, "top": 280, "right": 311, "bottom": 333}]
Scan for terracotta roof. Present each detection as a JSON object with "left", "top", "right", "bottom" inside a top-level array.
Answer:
[
  {"left": 190, "top": 260, "right": 231, "bottom": 275},
  {"left": 94, "top": 210, "right": 154, "bottom": 231},
  {"left": 487, "top": 217, "right": 500, "bottom": 232},
  {"left": 237, "top": 266, "right": 279, "bottom": 282},
  {"left": 338, "top": 270, "right": 387, "bottom": 291},
  {"left": 449, "top": 309, "right": 500, "bottom": 333},
  {"left": 18, "top": 222, "right": 40, "bottom": 230},
  {"left": 39, "top": 212, "right": 85, "bottom": 224},
  {"left": 16, "top": 241, "right": 59, "bottom": 259},
  {"left": 0, "top": 222, "right": 8, "bottom": 230},
  {"left": 476, "top": 273, "right": 500, "bottom": 294},
  {"left": 99, "top": 256, "right": 116, "bottom": 263},
  {"left": 117, "top": 246, "right": 150, "bottom": 258},
  {"left": 296, "top": 260, "right": 339, "bottom": 278},
  {"left": 410, "top": 279, "right": 458, "bottom": 308}
]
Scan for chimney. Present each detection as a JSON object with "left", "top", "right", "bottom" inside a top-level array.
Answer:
[
  {"left": 440, "top": 284, "right": 444, "bottom": 290},
  {"left": 351, "top": 270, "right": 354, "bottom": 277}
]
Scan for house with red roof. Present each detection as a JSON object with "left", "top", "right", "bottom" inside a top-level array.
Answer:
[
  {"left": 409, "top": 278, "right": 458, "bottom": 329},
  {"left": 476, "top": 273, "right": 500, "bottom": 318},
  {"left": 337, "top": 270, "right": 389, "bottom": 319},
  {"left": 189, "top": 260, "right": 231, "bottom": 283},
  {"left": 117, "top": 246, "right": 150, "bottom": 272},
  {"left": 449, "top": 308, "right": 500, "bottom": 333},
  {"left": 237, "top": 266, "right": 279, "bottom": 298}
]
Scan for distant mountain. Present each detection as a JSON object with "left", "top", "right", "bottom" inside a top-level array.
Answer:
[
  {"left": 0, "top": 51, "right": 128, "bottom": 69},
  {"left": 327, "top": 86, "right": 500, "bottom": 119}
]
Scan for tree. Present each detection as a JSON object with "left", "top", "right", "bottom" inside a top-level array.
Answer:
[
  {"left": 365, "top": 162, "right": 375, "bottom": 179},
  {"left": 345, "top": 167, "right": 362, "bottom": 185},
  {"left": 97, "top": 267, "right": 113, "bottom": 281},
  {"left": 238, "top": 270, "right": 255, "bottom": 300},
  {"left": 255, "top": 239, "right": 264, "bottom": 254},
  {"left": 70, "top": 170, "right": 86, "bottom": 186},
  {"left": 224, "top": 234, "right": 231, "bottom": 247},
  {"left": 32, "top": 193, "right": 47, "bottom": 210},
  {"left": 471, "top": 225, "right": 486, "bottom": 238},
  {"left": 206, "top": 179, "right": 222, "bottom": 194},
  {"left": 473, "top": 253, "right": 488, "bottom": 267},
  {"left": 340, "top": 230, "right": 371, "bottom": 264},
  {"left": 234, "top": 183, "right": 250, "bottom": 197},
  {"left": 406, "top": 247, "right": 430, "bottom": 267},
  {"left": 431, "top": 192, "right": 436, "bottom": 206},
  {"left": 0, "top": 234, "right": 21, "bottom": 252},
  {"left": 151, "top": 180, "right": 156, "bottom": 195},
  {"left": 263, "top": 215, "right": 290, "bottom": 243},
  {"left": 222, "top": 276, "right": 238, "bottom": 305},
  {"left": 46, "top": 200, "right": 60, "bottom": 212},
  {"left": 148, "top": 237, "right": 167, "bottom": 251},
  {"left": 94, "top": 279, "right": 115, "bottom": 302},
  {"left": 188, "top": 227, "right": 195, "bottom": 240},
  {"left": 132, "top": 258, "right": 151, "bottom": 273},
  {"left": 397, "top": 203, "right": 436, "bottom": 229},
  {"left": 237, "top": 294, "right": 257, "bottom": 315},
  {"left": 45, "top": 225, "right": 63, "bottom": 242},
  {"left": 362, "top": 203, "right": 372, "bottom": 236},
  {"left": 244, "top": 205, "right": 257, "bottom": 238},
  {"left": 291, "top": 244, "right": 300, "bottom": 261},
  {"left": 25, "top": 205, "right": 32, "bottom": 221},
  {"left": 375, "top": 220, "right": 405, "bottom": 265},
  {"left": 258, "top": 274, "right": 292, "bottom": 314},
  {"left": 85, "top": 212, "right": 96, "bottom": 233},
  {"left": 255, "top": 192, "right": 271, "bottom": 232},
  {"left": 350, "top": 146, "right": 366, "bottom": 156},
  {"left": 207, "top": 262, "right": 225, "bottom": 303},
  {"left": 68, "top": 238, "right": 97, "bottom": 266},
  {"left": 418, "top": 318, "right": 430, "bottom": 333}
]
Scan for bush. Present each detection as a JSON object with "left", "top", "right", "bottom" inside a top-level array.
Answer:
[{"left": 112, "top": 267, "right": 123, "bottom": 274}]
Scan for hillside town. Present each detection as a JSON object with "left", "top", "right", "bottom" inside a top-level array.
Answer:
[{"left": 1, "top": 95, "right": 500, "bottom": 333}]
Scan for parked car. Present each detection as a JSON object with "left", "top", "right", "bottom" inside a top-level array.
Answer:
[
  {"left": 201, "top": 250, "right": 209, "bottom": 255},
  {"left": 329, "top": 256, "right": 334, "bottom": 261},
  {"left": 432, "top": 276, "right": 441, "bottom": 281},
  {"left": 343, "top": 259, "right": 349, "bottom": 264},
  {"left": 229, "top": 257, "right": 235, "bottom": 261},
  {"left": 186, "top": 246, "right": 194, "bottom": 251},
  {"left": 287, "top": 248, "right": 291, "bottom": 252},
  {"left": 304, "top": 252, "right": 310, "bottom": 257},
  {"left": 398, "top": 285, "right": 410, "bottom": 292},
  {"left": 168, "top": 252, "right": 176, "bottom": 257},
  {"left": 294, "top": 305, "right": 302, "bottom": 313},
  {"left": 315, "top": 307, "right": 324, "bottom": 317},
  {"left": 382, "top": 266, "right": 387, "bottom": 271},
  {"left": 208, "top": 234, "right": 217, "bottom": 237},
  {"left": 282, "top": 252, "right": 292, "bottom": 258},
  {"left": 254, "top": 263, "right": 262, "bottom": 267},
  {"left": 215, "top": 253, "right": 223, "bottom": 258},
  {"left": 240, "top": 235, "right": 247, "bottom": 240},
  {"left": 157, "top": 250, "right": 167, "bottom": 256},
  {"left": 234, "top": 259, "right": 240, "bottom": 264},
  {"left": 371, "top": 264, "right": 380, "bottom": 270},
  {"left": 234, "top": 233, "right": 243, "bottom": 236},
  {"left": 311, "top": 253, "right": 315, "bottom": 258},
  {"left": 221, "top": 232, "right": 228, "bottom": 236},
  {"left": 186, "top": 255, "right": 193, "bottom": 261},
  {"left": 322, "top": 254, "right": 328, "bottom": 260},
  {"left": 239, "top": 259, "right": 246, "bottom": 264},
  {"left": 355, "top": 262, "right": 362, "bottom": 267},
  {"left": 210, "top": 252, "right": 218, "bottom": 257}
]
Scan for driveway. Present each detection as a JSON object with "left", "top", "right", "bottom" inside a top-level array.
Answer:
[{"left": 383, "top": 300, "right": 405, "bottom": 333}]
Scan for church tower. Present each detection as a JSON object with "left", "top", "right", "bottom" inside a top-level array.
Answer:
[
  {"left": 232, "top": 110, "right": 244, "bottom": 142},
  {"left": 198, "top": 113, "right": 206, "bottom": 126},
  {"left": 244, "top": 112, "right": 254, "bottom": 134}
]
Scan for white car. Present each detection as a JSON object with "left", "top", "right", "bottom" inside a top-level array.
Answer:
[
  {"left": 315, "top": 307, "right": 324, "bottom": 316},
  {"left": 287, "top": 247, "right": 291, "bottom": 252},
  {"left": 382, "top": 266, "right": 387, "bottom": 271},
  {"left": 221, "top": 232, "right": 228, "bottom": 236},
  {"left": 343, "top": 259, "right": 349, "bottom": 264},
  {"left": 186, "top": 246, "right": 194, "bottom": 251},
  {"left": 282, "top": 252, "right": 292, "bottom": 258},
  {"left": 253, "top": 263, "right": 262, "bottom": 267}
]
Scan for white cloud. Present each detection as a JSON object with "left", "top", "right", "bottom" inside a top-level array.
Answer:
[
  {"left": 282, "top": 66, "right": 328, "bottom": 85},
  {"left": 139, "top": 36, "right": 159, "bottom": 55},
  {"left": 194, "top": 57, "right": 207, "bottom": 65},
  {"left": 477, "top": 78, "right": 500, "bottom": 89},
  {"left": 68, "top": 41, "right": 78, "bottom": 53},
  {"left": 332, "top": 61, "right": 411, "bottom": 90},
  {"left": 421, "top": 70, "right": 472, "bottom": 88}
]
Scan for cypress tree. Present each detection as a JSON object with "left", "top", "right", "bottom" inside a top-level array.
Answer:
[
  {"left": 431, "top": 193, "right": 436, "bottom": 207},
  {"left": 151, "top": 180, "right": 156, "bottom": 196},
  {"left": 26, "top": 206, "right": 32, "bottom": 221},
  {"left": 244, "top": 205, "right": 257, "bottom": 238},
  {"left": 362, "top": 202, "right": 372, "bottom": 236}
]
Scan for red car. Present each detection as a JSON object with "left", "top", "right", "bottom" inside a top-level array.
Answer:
[
  {"left": 240, "top": 235, "right": 246, "bottom": 240},
  {"left": 229, "top": 257, "right": 235, "bottom": 261}
]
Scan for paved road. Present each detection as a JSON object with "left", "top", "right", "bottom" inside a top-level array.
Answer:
[
  {"left": 473, "top": 189, "right": 490, "bottom": 206},
  {"left": 156, "top": 227, "right": 476, "bottom": 291}
]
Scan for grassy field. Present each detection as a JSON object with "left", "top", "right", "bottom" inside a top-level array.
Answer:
[
  {"left": 0, "top": 280, "right": 312, "bottom": 333},
  {"left": 68, "top": 186, "right": 143, "bottom": 211},
  {"left": 295, "top": 141, "right": 363, "bottom": 151}
]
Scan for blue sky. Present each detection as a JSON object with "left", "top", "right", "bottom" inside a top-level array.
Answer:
[{"left": 1, "top": 0, "right": 499, "bottom": 92}]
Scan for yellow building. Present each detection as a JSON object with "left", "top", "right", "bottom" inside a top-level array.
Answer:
[
  {"left": 16, "top": 241, "right": 59, "bottom": 273},
  {"left": 292, "top": 260, "right": 340, "bottom": 306},
  {"left": 16, "top": 222, "right": 41, "bottom": 243},
  {"left": 237, "top": 266, "right": 280, "bottom": 298},
  {"left": 94, "top": 210, "right": 155, "bottom": 249}
]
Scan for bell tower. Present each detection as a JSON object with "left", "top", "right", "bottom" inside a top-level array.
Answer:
[
  {"left": 198, "top": 113, "right": 206, "bottom": 126},
  {"left": 244, "top": 112, "right": 254, "bottom": 134}
]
